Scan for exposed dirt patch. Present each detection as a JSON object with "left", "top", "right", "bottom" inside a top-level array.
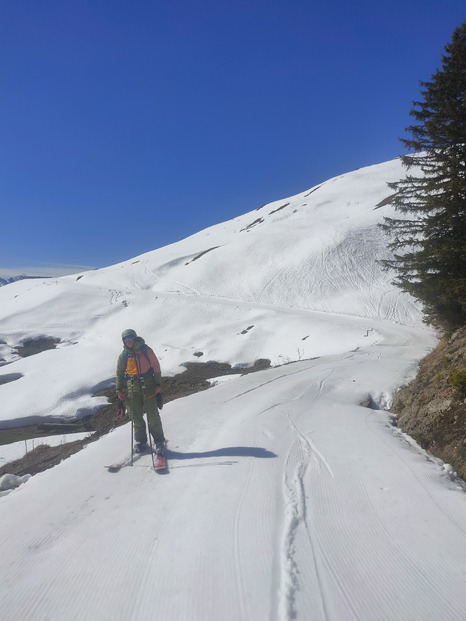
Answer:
[
  {"left": 240, "top": 325, "right": 255, "bottom": 335},
  {"left": 241, "top": 218, "right": 264, "bottom": 232},
  {"left": 375, "top": 194, "right": 397, "bottom": 209},
  {"left": 0, "top": 373, "right": 23, "bottom": 386},
  {"left": 0, "top": 359, "right": 271, "bottom": 478},
  {"left": 15, "top": 337, "right": 61, "bottom": 358},
  {"left": 392, "top": 326, "right": 466, "bottom": 481},
  {"left": 304, "top": 185, "right": 322, "bottom": 197},
  {"left": 269, "top": 202, "right": 290, "bottom": 215}
]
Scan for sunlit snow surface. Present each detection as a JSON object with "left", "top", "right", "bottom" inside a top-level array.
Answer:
[
  {"left": 1, "top": 159, "right": 465, "bottom": 620},
  {"left": 0, "top": 159, "right": 422, "bottom": 427}
]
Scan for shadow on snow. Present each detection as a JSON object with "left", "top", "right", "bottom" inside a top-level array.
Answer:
[{"left": 166, "top": 446, "right": 277, "bottom": 461}]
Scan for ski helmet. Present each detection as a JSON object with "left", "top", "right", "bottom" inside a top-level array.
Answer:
[{"left": 121, "top": 329, "right": 137, "bottom": 342}]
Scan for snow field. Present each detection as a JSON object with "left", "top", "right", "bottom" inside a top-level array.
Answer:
[{"left": 1, "top": 334, "right": 466, "bottom": 620}]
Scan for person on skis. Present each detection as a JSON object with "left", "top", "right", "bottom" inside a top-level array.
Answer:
[{"left": 116, "top": 329, "right": 165, "bottom": 455}]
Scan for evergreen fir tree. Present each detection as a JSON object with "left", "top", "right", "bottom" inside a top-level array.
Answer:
[{"left": 381, "top": 22, "right": 466, "bottom": 331}]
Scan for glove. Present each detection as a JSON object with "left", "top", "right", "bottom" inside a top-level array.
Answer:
[
  {"left": 117, "top": 392, "right": 125, "bottom": 401},
  {"left": 156, "top": 393, "right": 163, "bottom": 410},
  {"left": 117, "top": 400, "right": 126, "bottom": 419}
]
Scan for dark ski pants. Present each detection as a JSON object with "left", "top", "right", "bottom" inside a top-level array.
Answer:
[{"left": 126, "top": 378, "right": 164, "bottom": 444}]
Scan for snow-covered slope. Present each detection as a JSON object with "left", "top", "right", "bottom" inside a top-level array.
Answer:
[
  {"left": 1, "top": 337, "right": 466, "bottom": 621},
  {"left": 1, "top": 158, "right": 466, "bottom": 620},
  {"left": 0, "top": 159, "right": 420, "bottom": 427}
]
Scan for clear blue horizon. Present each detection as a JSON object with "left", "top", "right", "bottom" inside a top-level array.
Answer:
[{"left": 1, "top": 0, "right": 464, "bottom": 272}]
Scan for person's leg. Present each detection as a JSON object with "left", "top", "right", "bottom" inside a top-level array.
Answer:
[
  {"left": 127, "top": 390, "right": 147, "bottom": 444},
  {"left": 146, "top": 395, "right": 164, "bottom": 444}
]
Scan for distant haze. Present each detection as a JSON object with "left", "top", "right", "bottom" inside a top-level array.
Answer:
[{"left": 0, "top": 265, "right": 95, "bottom": 279}]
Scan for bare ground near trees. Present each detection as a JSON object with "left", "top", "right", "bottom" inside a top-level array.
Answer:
[
  {"left": 0, "top": 359, "right": 271, "bottom": 478},
  {"left": 392, "top": 326, "right": 466, "bottom": 480}
]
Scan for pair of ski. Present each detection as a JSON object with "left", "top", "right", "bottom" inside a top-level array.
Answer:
[{"left": 106, "top": 445, "right": 167, "bottom": 473}]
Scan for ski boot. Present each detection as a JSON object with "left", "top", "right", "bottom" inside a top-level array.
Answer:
[
  {"left": 153, "top": 440, "right": 167, "bottom": 472},
  {"left": 155, "top": 441, "right": 165, "bottom": 456}
]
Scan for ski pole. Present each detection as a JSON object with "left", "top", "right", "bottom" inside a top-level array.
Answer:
[
  {"left": 130, "top": 379, "right": 134, "bottom": 466},
  {"left": 141, "top": 377, "right": 156, "bottom": 469},
  {"left": 130, "top": 419, "right": 134, "bottom": 466},
  {"left": 147, "top": 423, "right": 156, "bottom": 469}
]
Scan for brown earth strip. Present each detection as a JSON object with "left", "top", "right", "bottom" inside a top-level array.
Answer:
[{"left": 0, "top": 359, "right": 271, "bottom": 478}]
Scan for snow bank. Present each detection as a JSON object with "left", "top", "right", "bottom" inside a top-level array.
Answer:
[{"left": 0, "top": 473, "right": 31, "bottom": 496}]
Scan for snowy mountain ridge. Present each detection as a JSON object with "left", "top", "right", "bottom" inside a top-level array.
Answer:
[{"left": 0, "top": 275, "right": 30, "bottom": 287}]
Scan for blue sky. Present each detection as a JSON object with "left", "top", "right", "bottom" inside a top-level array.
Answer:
[{"left": 1, "top": 0, "right": 465, "bottom": 273}]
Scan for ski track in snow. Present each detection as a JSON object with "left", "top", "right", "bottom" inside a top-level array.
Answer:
[
  {"left": 279, "top": 369, "right": 336, "bottom": 621},
  {"left": 2, "top": 333, "right": 466, "bottom": 621}
]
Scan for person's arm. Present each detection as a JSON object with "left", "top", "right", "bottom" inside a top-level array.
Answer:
[{"left": 116, "top": 354, "right": 126, "bottom": 399}]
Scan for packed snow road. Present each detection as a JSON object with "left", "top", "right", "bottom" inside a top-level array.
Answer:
[{"left": 1, "top": 323, "right": 465, "bottom": 621}]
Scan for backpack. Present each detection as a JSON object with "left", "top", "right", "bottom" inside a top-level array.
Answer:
[{"left": 123, "top": 345, "right": 154, "bottom": 379}]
